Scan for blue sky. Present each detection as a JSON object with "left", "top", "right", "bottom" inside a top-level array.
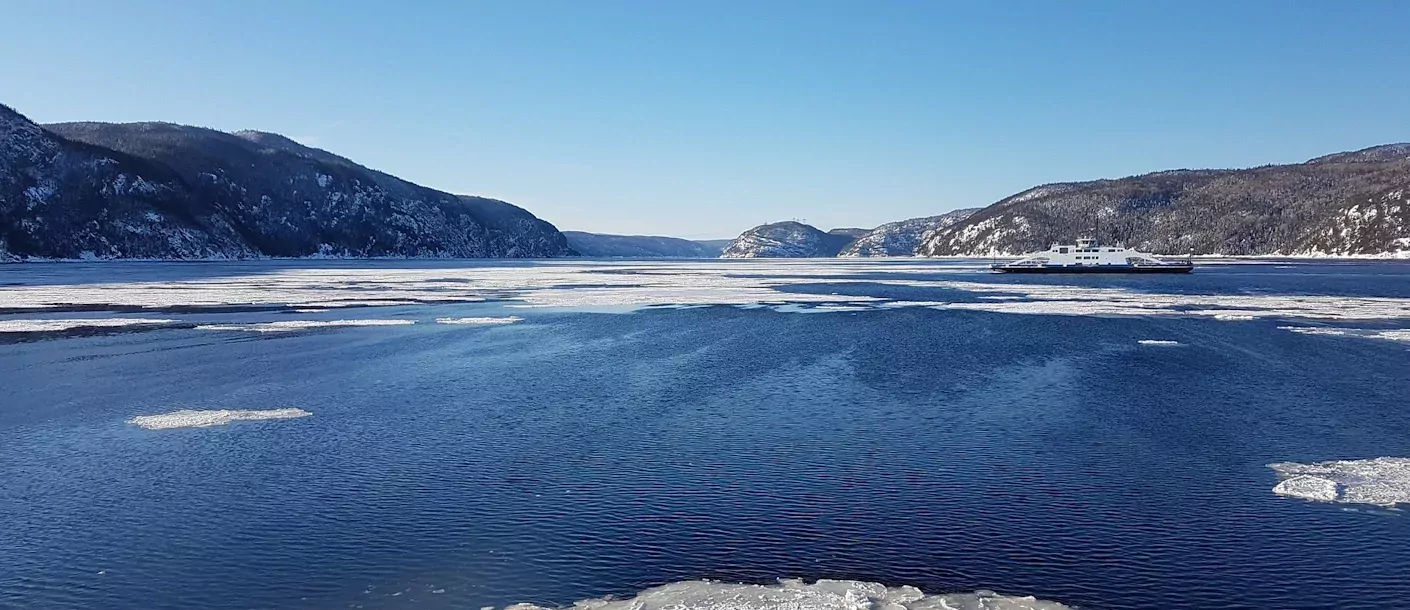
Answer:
[{"left": 4, "top": 1, "right": 1408, "bottom": 238}]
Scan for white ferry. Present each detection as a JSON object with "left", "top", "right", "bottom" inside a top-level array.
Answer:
[{"left": 991, "top": 238, "right": 1193, "bottom": 274}]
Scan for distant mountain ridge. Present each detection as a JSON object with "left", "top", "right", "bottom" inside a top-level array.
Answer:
[
  {"left": 564, "top": 231, "right": 727, "bottom": 258},
  {"left": 919, "top": 146, "right": 1410, "bottom": 257},
  {"left": 1, "top": 103, "right": 574, "bottom": 260}
]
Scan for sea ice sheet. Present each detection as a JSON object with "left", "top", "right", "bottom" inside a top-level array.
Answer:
[
  {"left": 0, "top": 318, "right": 177, "bottom": 332},
  {"left": 3, "top": 260, "right": 1410, "bottom": 321},
  {"left": 436, "top": 316, "right": 524, "bottom": 325},
  {"left": 503, "top": 579, "right": 1073, "bottom": 610},
  {"left": 1269, "top": 457, "right": 1410, "bottom": 507},
  {"left": 195, "top": 320, "right": 414, "bottom": 332},
  {"left": 127, "top": 408, "right": 313, "bottom": 430},
  {"left": 1278, "top": 326, "right": 1410, "bottom": 343}
]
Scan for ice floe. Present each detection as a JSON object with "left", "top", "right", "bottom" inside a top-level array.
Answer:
[
  {"left": 1269, "top": 457, "right": 1410, "bottom": 507},
  {"left": 1278, "top": 326, "right": 1410, "bottom": 342},
  {"left": 0, "top": 318, "right": 176, "bottom": 332},
  {"left": 3, "top": 260, "right": 1410, "bottom": 321},
  {"left": 127, "top": 408, "right": 313, "bottom": 430},
  {"left": 1137, "top": 340, "right": 1182, "bottom": 346},
  {"left": 195, "top": 319, "right": 414, "bottom": 332},
  {"left": 502, "top": 579, "right": 1072, "bottom": 610},
  {"left": 436, "top": 316, "right": 524, "bottom": 325}
]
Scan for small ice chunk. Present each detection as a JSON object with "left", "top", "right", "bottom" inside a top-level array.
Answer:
[
  {"left": 127, "top": 408, "right": 312, "bottom": 430},
  {"left": 1272, "top": 475, "right": 1339, "bottom": 502},
  {"left": 1269, "top": 457, "right": 1410, "bottom": 507},
  {"left": 436, "top": 316, "right": 523, "bottom": 325}
]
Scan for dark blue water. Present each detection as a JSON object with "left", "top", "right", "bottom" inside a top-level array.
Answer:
[{"left": 2, "top": 261, "right": 1409, "bottom": 609}]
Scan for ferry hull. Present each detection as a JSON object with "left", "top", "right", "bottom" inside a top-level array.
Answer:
[{"left": 992, "top": 265, "right": 1192, "bottom": 274}]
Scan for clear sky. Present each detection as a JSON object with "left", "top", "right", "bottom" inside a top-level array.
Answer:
[{"left": 4, "top": 1, "right": 1409, "bottom": 238}]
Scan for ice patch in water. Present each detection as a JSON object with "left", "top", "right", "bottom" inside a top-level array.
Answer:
[
  {"left": 1137, "top": 340, "right": 1182, "bottom": 346},
  {"left": 0, "top": 318, "right": 176, "bottom": 332},
  {"left": 1278, "top": 326, "right": 1410, "bottom": 342},
  {"left": 195, "top": 319, "right": 414, "bottom": 332},
  {"left": 436, "top": 316, "right": 523, "bottom": 325},
  {"left": 127, "top": 408, "right": 312, "bottom": 430},
  {"left": 502, "top": 579, "right": 1072, "bottom": 610},
  {"left": 1269, "top": 457, "right": 1410, "bottom": 507},
  {"left": 769, "top": 304, "right": 871, "bottom": 314}
]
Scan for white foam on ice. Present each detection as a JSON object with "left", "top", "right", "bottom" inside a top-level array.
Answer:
[
  {"left": 502, "top": 579, "right": 1072, "bottom": 610},
  {"left": 1269, "top": 457, "right": 1410, "bottom": 507},
  {"left": 127, "top": 408, "right": 312, "bottom": 430},
  {"left": 1278, "top": 326, "right": 1410, "bottom": 342},
  {"left": 1137, "top": 340, "right": 1182, "bottom": 346},
  {"left": 0, "top": 318, "right": 177, "bottom": 332},
  {"left": 436, "top": 316, "right": 524, "bottom": 325},
  {"left": 195, "top": 319, "right": 414, "bottom": 332}
]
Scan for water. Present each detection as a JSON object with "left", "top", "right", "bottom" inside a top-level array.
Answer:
[{"left": 2, "top": 259, "right": 1409, "bottom": 609}]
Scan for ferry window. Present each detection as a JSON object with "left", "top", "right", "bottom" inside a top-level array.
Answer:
[{"left": 1059, "top": 247, "right": 1069, "bottom": 254}]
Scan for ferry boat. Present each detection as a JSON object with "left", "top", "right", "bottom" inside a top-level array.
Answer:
[{"left": 991, "top": 239, "right": 1193, "bottom": 274}]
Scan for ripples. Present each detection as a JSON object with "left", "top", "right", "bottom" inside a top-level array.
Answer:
[{"left": 3, "top": 274, "right": 1410, "bottom": 609}]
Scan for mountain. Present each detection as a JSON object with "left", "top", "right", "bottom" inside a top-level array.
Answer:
[
  {"left": 1, "top": 103, "right": 573, "bottom": 260},
  {"left": 719, "top": 221, "right": 859, "bottom": 258},
  {"left": 1307, "top": 143, "right": 1410, "bottom": 164},
  {"left": 563, "top": 231, "right": 727, "bottom": 258},
  {"left": 919, "top": 146, "right": 1410, "bottom": 257},
  {"left": 839, "top": 208, "right": 979, "bottom": 257},
  {"left": 1, "top": 104, "right": 253, "bottom": 260},
  {"left": 827, "top": 227, "right": 872, "bottom": 239}
]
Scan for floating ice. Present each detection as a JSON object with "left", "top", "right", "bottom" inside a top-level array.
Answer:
[
  {"left": 0, "top": 318, "right": 176, "bottom": 332},
  {"left": 127, "top": 408, "right": 313, "bottom": 430},
  {"left": 1278, "top": 326, "right": 1410, "bottom": 343},
  {"left": 1269, "top": 457, "right": 1410, "bottom": 507},
  {"left": 436, "top": 316, "right": 524, "bottom": 325},
  {"left": 1137, "top": 340, "right": 1182, "bottom": 346},
  {"left": 502, "top": 579, "right": 1072, "bottom": 610},
  {"left": 3, "top": 260, "right": 1410, "bottom": 321},
  {"left": 195, "top": 319, "right": 414, "bottom": 332}
]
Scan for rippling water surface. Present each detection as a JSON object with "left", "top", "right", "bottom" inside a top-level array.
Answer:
[{"left": 2, "top": 259, "right": 1409, "bottom": 609}]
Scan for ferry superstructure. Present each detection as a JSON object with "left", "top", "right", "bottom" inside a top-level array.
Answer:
[{"left": 991, "top": 239, "right": 1193, "bottom": 273}]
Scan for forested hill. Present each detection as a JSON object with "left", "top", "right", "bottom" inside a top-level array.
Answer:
[
  {"left": 919, "top": 144, "right": 1410, "bottom": 257},
  {"left": 1, "top": 102, "right": 574, "bottom": 260}
]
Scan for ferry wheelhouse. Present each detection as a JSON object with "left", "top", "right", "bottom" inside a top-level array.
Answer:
[{"left": 991, "top": 239, "right": 1193, "bottom": 274}]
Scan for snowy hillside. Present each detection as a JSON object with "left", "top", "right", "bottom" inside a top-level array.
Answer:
[
  {"left": 839, "top": 208, "right": 978, "bottom": 257},
  {"left": 919, "top": 147, "right": 1410, "bottom": 257}
]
